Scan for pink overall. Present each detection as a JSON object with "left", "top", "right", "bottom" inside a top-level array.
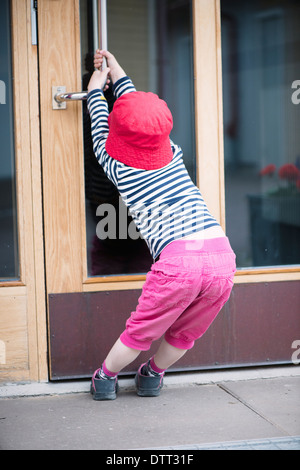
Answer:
[{"left": 120, "top": 237, "right": 236, "bottom": 351}]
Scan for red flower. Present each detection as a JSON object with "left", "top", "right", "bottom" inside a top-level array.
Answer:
[
  {"left": 259, "top": 164, "right": 276, "bottom": 176},
  {"left": 278, "top": 164, "right": 300, "bottom": 181}
]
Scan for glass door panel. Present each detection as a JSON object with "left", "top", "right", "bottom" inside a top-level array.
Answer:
[
  {"left": 221, "top": 0, "right": 300, "bottom": 268},
  {"left": 80, "top": 0, "right": 195, "bottom": 277},
  {"left": 0, "top": 0, "right": 19, "bottom": 281}
]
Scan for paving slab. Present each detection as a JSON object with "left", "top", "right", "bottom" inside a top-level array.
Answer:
[
  {"left": 221, "top": 377, "right": 300, "bottom": 436},
  {"left": 0, "top": 377, "right": 298, "bottom": 450}
]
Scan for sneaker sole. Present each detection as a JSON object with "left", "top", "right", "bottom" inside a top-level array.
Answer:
[
  {"left": 135, "top": 375, "right": 163, "bottom": 397},
  {"left": 136, "top": 388, "right": 162, "bottom": 397},
  {"left": 90, "top": 383, "right": 118, "bottom": 401}
]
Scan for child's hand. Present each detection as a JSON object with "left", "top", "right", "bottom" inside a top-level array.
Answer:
[
  {"left": 94, "top": 50, "right": 106, "bottom": 71},
  {"left": 95, "top": 50, "right": 127, "bottom": 84},
  {"left": 87, "top": 68, "right": 111, "bottom": 93}
]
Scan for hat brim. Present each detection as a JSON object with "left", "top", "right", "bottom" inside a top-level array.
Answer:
[{"left": 105, "top": 129, "right": 173, "bottom": 170}]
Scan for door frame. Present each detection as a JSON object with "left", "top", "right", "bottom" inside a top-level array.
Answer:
[
  {"left": 0, "top": 0, "right": 47, "bottom": 383},
  {"left": 39, "top": 0, "right": 300, "bottom": 297},
  {"left": 37, "top": 0, "right": 229, "bottom": 379},
  {"left": 38, "top": 0, "right": 226, "bottom": 295}
]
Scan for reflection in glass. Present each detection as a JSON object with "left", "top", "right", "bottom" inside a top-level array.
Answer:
[
  {"left": 80, "top": 0, "right": 195, "bottom": 276},
  {"left": 0, "top": 0, "right": 19, "bottom": 280},
  {"left": 221, "top": 0, "right": 300, "bottom": 268}
]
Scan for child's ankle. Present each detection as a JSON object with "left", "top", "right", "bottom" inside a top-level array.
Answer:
[
  {"left": 97, "top": 361, "right": 118, "bottom": 380},
  {"left": 150, "top": 357, "right": 166, "bottom": 375},
  {"left": 142, "top": 357, "right": 166, "bottom": 377}
]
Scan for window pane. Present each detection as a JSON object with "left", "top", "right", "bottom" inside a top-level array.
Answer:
[
  {"left": 0, "top": 0, "right": 19, "bottom": 280},
  {"left": 80, "top": 0, "right": 195, "bottom": 276},
  {"left": 221, "top": 0, "right": 300, "bottom": 268},
  {"left": 107, "top": 0, "right": 196, "bottom": 182}
]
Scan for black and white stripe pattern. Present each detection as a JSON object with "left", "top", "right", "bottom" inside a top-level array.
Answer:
[{"left": 87, "top": 77, "right": 219, "bottom": 260}]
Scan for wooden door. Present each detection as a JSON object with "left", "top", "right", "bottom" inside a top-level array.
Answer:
[
  {"left": 38, "top": 0, "right": 200, "bottom": 379},
  {"left": 38, "top": 0, "right": 85, "bottom": 295},
  {"left": 37, "top": 0, "right": 300, "bottom": 381},
  {"left": 38, "top": 0, "right": 147, "bottom": 379}
]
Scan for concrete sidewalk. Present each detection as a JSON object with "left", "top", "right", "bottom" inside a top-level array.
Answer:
[{"left": 0, "top": 366, "right": 299, "bottom": 450}]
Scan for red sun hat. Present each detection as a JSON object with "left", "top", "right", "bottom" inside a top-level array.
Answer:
[{"left": 105, "top": 91, "right": 173, "bottom": 170}]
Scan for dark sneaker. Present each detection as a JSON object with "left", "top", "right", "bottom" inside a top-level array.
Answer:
[
  {"left": 135, "top": 363, "right": 164, "bottom": 397},
  {"left": 90, "top": 368, "right": 119, "bottom": 401}
]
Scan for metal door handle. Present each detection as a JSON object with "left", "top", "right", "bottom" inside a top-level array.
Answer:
[
  {"left": 55, "top": 91, "right": 88, "bottom": 103},
  {"left": 52, "top": 86, "right": 87, "bottom": 110},
  {"left": 52, "top": 1, "right": 107, "bottom": 110}
]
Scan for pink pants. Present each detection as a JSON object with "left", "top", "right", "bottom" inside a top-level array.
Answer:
[{"left": 120, "top": 237, "right": 236, "bottom": 351}]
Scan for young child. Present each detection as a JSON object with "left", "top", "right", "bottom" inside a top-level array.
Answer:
[{"left": 88, "top": 50, "right": 236, "bottom": 400}]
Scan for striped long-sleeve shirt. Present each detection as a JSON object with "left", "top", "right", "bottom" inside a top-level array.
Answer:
[{"left": 87, "top": 76, "right": 219, "bottom": 260}]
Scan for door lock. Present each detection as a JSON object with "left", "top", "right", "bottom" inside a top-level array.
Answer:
[
  {"left": 52, "top": 86, "right": 88, "bottom": 110},
  {"left": 52, "top": 86, "right": 67, "bottom": 110}
]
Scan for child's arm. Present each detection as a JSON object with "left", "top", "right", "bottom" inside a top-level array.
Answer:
[
  {"left": 87, "top": 53, "right": 110, "bottom": 94},
  {"left": 95, "top": 50, "right": 136, "bottom": 98},
  {"left": 87, "top": 59, "right": 118, "bottom": 185},
  {"left": 87, "top": 91, "right": 109, "bottom": 162},
  {"left": 86, "top": 50, "right": 136, "bottom": 186}
]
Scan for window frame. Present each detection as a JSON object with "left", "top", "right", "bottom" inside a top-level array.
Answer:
[
  {"left": 82, "top": 0, "right": 300, "bottom": 288},
  {"left": 215, "top": 0, "right": 300, "bottom": 282}
]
